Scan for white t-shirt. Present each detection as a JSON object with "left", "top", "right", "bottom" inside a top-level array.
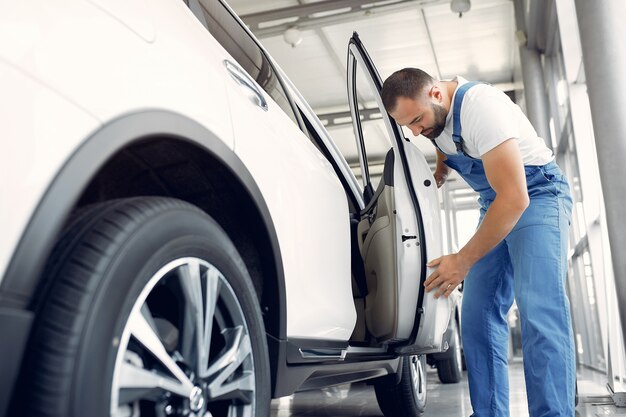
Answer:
[{"left": 433, "top": 76, "right": 554, "bottom": 166}]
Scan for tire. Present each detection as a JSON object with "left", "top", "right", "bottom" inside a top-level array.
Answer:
[
  {"left": 374, "top": 354, "right": 427, "bottom": 417},
  {"left": 436, "top": 318, "right": 463, "bottom": 384},
  {"left": 16, "top": 197, "right": 270, "bottom": 417}
]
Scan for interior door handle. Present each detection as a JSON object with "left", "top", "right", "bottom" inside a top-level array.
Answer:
[{"left": 223, "top": 59, "right": 268, "bottom": 111}]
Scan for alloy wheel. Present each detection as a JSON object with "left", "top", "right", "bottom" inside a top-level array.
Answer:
[
  {"left": 111, "top": 257, "right": 256, "bottom": 417},
  {"left": 409, "top": 355, "right": 426, "bottom": 406}
]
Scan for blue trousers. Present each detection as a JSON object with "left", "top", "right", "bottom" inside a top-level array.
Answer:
[{"left": 461, "top": 163, "right": 575, "bottom": 417}]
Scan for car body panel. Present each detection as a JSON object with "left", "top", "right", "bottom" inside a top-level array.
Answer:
[
  {"left": 0, "top": 59, "right": 100, "bottom": 282},
  {"left": 204, "top": 0, "right": 358, "bottom": 340},
  {"left": 279, "top": 70, "right": 365, "bottom": 210},
  {"left": 0, "top": 0, "right": 233, "bottom": 145},
  {"left": 0, "top": 0, "right": 235, "bottom": 283},
  {"left": 221, "top": 57, "right": 357, "bottom": 340}
]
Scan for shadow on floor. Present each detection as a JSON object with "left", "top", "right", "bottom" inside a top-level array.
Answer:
[{"left": 271, "top": 361, "right": 619, "bottom": 417}]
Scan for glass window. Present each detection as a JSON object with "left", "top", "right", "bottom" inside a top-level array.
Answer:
[
  {"left": 569, "top": 247, "right": 605, "bottom": 370},
  {"left": 350, "top": 60, "right": 393, "bottom": 191},
  {"left": 547, "top": 26, "right": 609, "bottom": 373},
  {"left": 187, "top": 0, "right": 299, "bottom": 126}
]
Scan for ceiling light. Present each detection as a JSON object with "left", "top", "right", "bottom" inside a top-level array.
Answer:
[
  {"left": 283, "top": 27, "right": 303, "bottom": 48},
  {"left": 450, "top": 0, "right": 471, "bottom": 18}
]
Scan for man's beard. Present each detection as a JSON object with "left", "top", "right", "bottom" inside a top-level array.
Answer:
[{"left": 423, "top": 102, "right": 447, "bottom": 140}]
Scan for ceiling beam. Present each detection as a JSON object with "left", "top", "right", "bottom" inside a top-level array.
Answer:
[
  {"left": 318, "top": 107, "right": 382, "bottom": 129},
  {"left": 240, "top": 0, "right": 444, "bottom": 38}
]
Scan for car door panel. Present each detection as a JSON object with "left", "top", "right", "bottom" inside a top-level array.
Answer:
[
  {"left": 348, "top": 32, "right": 452, "bottom": 353},
  {"left": 401, "top": 142, "right": 455, "bottom": 352},
  {"left": 226, "top": 66, "right": 356, "bottom": 341},
  {"left": 357, "top": 166, "right": 398, "bottom": 339},
  {"left": 208, "top": 31, "right": 356, "bottom": 342}
]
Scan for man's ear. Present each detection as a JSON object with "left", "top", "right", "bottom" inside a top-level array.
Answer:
[{"left": 430, "top": 84, "right": 442, "bottom": 102}]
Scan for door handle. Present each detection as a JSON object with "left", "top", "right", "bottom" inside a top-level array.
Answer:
[{"left": 223, "top": 59, "right": 268, "bottom": 111}]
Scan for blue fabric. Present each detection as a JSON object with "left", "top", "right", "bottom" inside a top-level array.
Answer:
[{"left": 442, "top": 83, "right": 575, "bottom": 416}]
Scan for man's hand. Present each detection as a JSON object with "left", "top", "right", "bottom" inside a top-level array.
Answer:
[
  {"left": 434, "top": 169, "right": 448, "bottom": 188},
  {"left": 424, "top": 253, "right": 473, "bottom": 298}
]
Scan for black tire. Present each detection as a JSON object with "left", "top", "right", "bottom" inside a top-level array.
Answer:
[
  {"left": 436, "top": 318, "right": 463, "bottom": 384},
  {"left": 374, "top": 354, "right": 427, "bottom": 417},
  {"left": 16, "top": 197, "right": 270, "bottom": 417}
]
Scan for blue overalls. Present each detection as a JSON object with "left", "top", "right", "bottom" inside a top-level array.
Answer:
[{"left": 437, "top": 82, "right": 575, "bottom": 416}]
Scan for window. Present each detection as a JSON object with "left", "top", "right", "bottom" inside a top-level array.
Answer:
[
  {"left": 349, "top": 57, "right": 393, "bottom": 192},
  {"left": 187, "top": 0, "right": 300, "bottom": 126}
]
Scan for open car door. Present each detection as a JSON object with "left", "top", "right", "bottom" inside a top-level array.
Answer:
[{"left": 347, "top": 32, "right": 453, "bottom": 354}]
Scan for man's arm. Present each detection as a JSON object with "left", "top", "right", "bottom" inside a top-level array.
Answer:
[
  {"left": 424, "top": 138, "right": 529, "bottom": 297},
  {"left": 434, "top": 149, "right": 450, "bottom": 188}
]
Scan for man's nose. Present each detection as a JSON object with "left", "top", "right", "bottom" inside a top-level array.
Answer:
[{"left": 409, "top": 125, "right": 422, "bottom": 136}]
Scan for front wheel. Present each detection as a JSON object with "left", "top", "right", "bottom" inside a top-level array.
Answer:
[
  {"left": 374, "top": 354, "right": 427, "bottom": 417},
  {"left": 18, "top": 197, "right": 270, "bottom": 417}
]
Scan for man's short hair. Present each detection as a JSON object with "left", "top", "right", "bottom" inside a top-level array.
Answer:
[{"left": 381, "top": 68, "right": 435, "bottom": 113}]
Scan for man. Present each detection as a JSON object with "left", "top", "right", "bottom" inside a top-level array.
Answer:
[{"left": 381, "top": 68, "right": 574, "bottom": 417}]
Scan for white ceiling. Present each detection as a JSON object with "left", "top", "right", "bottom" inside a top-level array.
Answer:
[{"left": 228, "top": 0, "right": 519, "bottom": 167}]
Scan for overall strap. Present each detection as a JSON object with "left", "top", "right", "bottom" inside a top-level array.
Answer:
[{"left": 452, "top": 81, "right": 481, "bottom": 157}]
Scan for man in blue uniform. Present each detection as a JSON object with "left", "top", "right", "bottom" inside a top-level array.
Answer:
[{"left": 381, "top": 68, "right": 574, "bottom": 417}]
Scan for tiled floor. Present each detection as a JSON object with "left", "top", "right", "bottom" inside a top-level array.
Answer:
[{"left": 270, "top": 359, "right": 623, "bottom": 417}]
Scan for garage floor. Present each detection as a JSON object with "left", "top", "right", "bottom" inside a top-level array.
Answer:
[{"left": 270, "top": 359, "right": 621, "bottom": 417}]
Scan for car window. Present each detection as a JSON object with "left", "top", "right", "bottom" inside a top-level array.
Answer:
[
  {"left": 351, "top": 61, "right": 393, "bottom": 192},
  {"left": 186, "top": 0, "right": 300, "bottom": 127}
]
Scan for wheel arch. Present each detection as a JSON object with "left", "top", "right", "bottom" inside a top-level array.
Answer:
[{"left": 1, "top": 108, "right": 286, "bottom": 349}]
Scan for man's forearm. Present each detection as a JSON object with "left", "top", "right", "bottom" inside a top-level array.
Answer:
[
  {"left": 434, "top": 151, "right": 450, "bottom": 188},
  {"left": 435, "top": 150, "right": 449, "bottom": 174}
]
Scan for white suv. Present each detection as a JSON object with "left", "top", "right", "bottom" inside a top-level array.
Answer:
[{"left": 0, "top": 1, "right": 457, "bottom": 417}]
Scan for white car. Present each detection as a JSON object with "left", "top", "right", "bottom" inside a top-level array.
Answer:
[{"left": 0, "top": 1, "right": 456, "bottom": 417}]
